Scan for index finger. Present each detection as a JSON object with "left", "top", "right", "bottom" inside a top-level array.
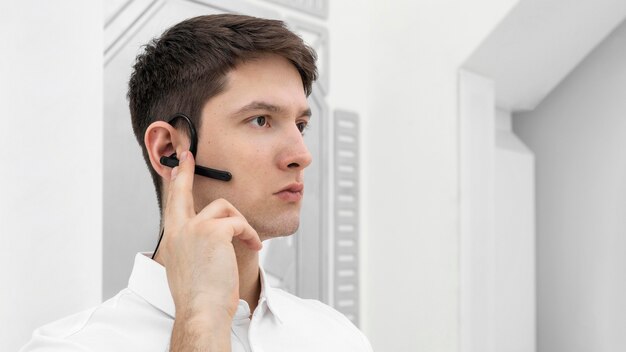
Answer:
[{"left": 164, "top": 150, "right": 196, "bottom": 228}]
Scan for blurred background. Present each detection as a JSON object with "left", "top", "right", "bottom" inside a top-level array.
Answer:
[{"left": 1, "top": 0, "right": 625, "bottom": 351}]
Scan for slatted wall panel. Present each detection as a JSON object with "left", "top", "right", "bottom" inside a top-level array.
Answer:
[{"left": 333, "top": 110, "right": 360, "bottom": 325}]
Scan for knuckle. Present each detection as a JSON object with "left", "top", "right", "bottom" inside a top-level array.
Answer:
[{"left": 210, "top": 218, "right": 232, "bottom": 234}]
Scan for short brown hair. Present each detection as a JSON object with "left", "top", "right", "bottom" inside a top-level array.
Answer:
[{"left": 127, "top": 14, "right": 318, "bottom": 212}]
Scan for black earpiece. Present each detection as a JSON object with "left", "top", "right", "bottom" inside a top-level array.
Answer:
[{"left": 159, "top": 113, "right": 232, "bottom": 182}]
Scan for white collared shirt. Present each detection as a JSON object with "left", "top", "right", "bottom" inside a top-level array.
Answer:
[{"left": 20, "top": 253, "right": 372, "bottom": 352}]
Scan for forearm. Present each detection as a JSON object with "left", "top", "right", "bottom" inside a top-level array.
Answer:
[{"left": 170, "top": 313, "right": 232, "bottom": 352}]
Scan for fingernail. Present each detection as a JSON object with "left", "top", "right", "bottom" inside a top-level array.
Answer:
[
  {"left": 180, "top": 151, "right": 188, "bottom": 162},
  {"left": 171, "top": 167, "right": 179, "bottom": 180}
]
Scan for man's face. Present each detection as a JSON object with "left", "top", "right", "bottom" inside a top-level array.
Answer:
[{"left": 192, "top": 54, "right": 312, "bottom": 241}]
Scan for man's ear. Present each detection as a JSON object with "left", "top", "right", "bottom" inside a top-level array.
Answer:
[{"left": 144, "top": 121, "right": 180, "bottom": 181}]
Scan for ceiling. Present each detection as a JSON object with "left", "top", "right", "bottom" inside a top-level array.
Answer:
[{"left": 464, "top": 0, "right": 626, "bottom": 112}]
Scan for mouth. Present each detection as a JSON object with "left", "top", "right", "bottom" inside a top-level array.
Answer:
[{"left": 274, "top": 183, "right": 304, "bottom": 202}]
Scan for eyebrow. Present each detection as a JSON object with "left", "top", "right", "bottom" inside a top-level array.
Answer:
[{"left": 233, "top": 101, "right": 312, "bottom": 118}]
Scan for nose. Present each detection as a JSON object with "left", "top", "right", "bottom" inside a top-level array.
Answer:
[{"left": 277, "top": 127, "right": 312, "bottom": 171}]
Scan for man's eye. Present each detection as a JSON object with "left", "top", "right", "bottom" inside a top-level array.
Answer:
[
  {"left": 297, "top": 122, "right": 308, "bottom": 134},
  {"left": 253, "top": 116, "right": 267, "bottom": 127}
]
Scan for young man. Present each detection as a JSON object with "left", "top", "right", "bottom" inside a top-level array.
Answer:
[{"left": 21, "top": 14, "right": 372, "bottom": 352}]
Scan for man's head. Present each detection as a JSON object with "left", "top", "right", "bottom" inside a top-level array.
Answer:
[{"left": 127, "top": 14, "right": 318, "bottom": 239}]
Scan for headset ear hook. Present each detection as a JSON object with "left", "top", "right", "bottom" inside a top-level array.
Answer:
[{"left": 158, "top": 113, "right": 232, "bottom": 182}]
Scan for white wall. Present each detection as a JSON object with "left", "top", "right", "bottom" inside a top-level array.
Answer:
[
  {"left": 363, "top": 1, "right": 519, "bottom": 351},
  {"left": 514, "top": 19, "right": 626, "bottom": 352},
  {"left": 0, "top": 1, "right": 103, "bottom": 351}
]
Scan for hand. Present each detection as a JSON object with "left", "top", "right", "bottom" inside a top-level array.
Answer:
[{"left": 155, "top": 150, "right": 262, "bottom": 351}]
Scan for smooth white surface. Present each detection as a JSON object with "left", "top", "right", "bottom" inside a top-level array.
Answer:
[
  {"left": 465, "top": 0, "right": 626, "bottom": 111},
  {"left": 459, "top": 73, "right": 536, "bottom": 352},
  {"left": 364, "top": 1, "right": 519, "bottom": 350},
  {"left": 459, "top": 70, "right": 496, "bottom": 352},
  {"left": 514, "top": 19, "right": 626, "bottom": 352},
  {"left": 327, "top": 0, "right": 369, "bottom": 330},
  {"left": 0, "top": 1, "right": 103, "bottom": 351},
  {"left": 494, "top": 110, "right": 535, "bottom": 352}
]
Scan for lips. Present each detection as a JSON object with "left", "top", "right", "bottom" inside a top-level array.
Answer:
[
  {"left": 277, "top": 183, "right": 304, "bottom": 193},
  {"left": 274, "top": 183, "right": 304, "bottom": 202}
]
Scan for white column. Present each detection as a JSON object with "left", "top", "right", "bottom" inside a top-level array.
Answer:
[
  {"left": 0, "top": 2, "right": 103, "bottom": 351},
  {"left": 460, "top": 71, "right": 536, "bottom": 352},
  {"left": 459, "top": 69, "right": 497, "bottom": 352},
  {"left": 494, "top": 109, "right": 536, "bottom": 352}
]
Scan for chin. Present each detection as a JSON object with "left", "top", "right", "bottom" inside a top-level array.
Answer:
[{"left": 252, "top": 215, "right": 300, "bottom": 241}]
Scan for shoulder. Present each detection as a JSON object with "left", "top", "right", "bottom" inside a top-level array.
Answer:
[
  {"left": 19, "top": 307, "right": 98, "bottom": 352},
  {"left": 271, "top": 288, "right": 352, "bottom": 325},
  {"left": 20, "top": 289, "right": 172, "bottom": 352},
  {"left": 270, "top": 288, "right": 373, "bottom": 351}
]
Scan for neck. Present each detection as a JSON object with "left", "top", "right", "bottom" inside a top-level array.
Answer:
[{"left": 233, "top": 238, "right": 261, "bottom": 314}]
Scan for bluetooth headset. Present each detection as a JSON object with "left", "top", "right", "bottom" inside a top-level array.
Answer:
[
  {"left": 152, "top": 113, "right": 232, "bottom": 259},
  {"left": 159, "top": 112, "right": 232, "bottom": 182}
]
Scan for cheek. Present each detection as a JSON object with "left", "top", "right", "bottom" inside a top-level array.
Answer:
[
  {"left": 237, "top": 154, "right": 276, "bottom": 201},
  {"left": 236, "top": 150, "right": 271, "bottom": 183},
  {"left": 208, "top": 133, "right": 278, "bottom": 190}
]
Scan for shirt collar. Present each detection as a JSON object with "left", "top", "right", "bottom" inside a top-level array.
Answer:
[
  {"left": 258, "top": 263, "right": 283, "bottom": 323},
  {"left": 127, "top": 252, "right": 283, "bottom": 323}
]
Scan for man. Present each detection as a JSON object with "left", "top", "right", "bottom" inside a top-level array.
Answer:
[{"left": 21, "top": 14, "right": 372, "bottom": 352}]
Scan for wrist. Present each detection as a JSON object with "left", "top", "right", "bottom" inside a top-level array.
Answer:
[
  {"left": 176, "top": 305, "right": 233, "bottom": 331},
  {"left": 170, "top": 310, "right": 232, "bottom": 352}
]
